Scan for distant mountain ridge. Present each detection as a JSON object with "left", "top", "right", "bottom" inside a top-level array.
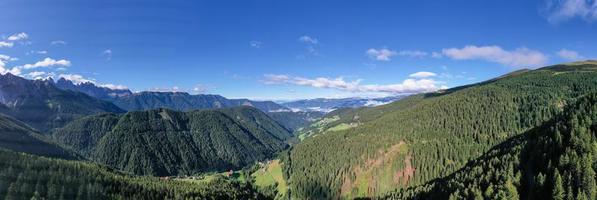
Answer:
[
  {"left": 281, "top": 95, "right": 405, "bottom": 112},
  {"left": 110, "top": 91, "right": 289, "bottom": 112},
  {"left": 55, "top": 77, "right": 132, "bottom": 99},
  {"left": 54, "top": 78, "right": 290, "bottom": 112},
  {"left": 0, "top": 73, "right": 125, "bottom": 132}
]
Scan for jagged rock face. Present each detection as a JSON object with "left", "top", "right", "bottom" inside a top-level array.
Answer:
[
  {"left": 55, "top": 77, "right": 132, "bottom": 100},
  {"left": 0, "top": 73, "right": 124, "bottom": 132}
]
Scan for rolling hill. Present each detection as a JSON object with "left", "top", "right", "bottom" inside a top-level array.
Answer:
[
  {"left": 281, "top": 61, "right": 597, "bottom": 199},
  {"left": 52, "top": 106, "right": 293, "bottom": 176},
  {"left": 0, "top": 73, "right": 125, "bottom": 132}
]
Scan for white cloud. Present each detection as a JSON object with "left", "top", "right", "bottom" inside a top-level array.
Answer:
[
  {"left": 148, "top": 86, "right": 184, "bottom": 93},
  {"left": 431, "top": 52, "right": 443, "bottom": 58},
  {"left": 263, "top": 74, "right": 446, "bottom": 95},
  {"left": 192, "top": 84, "right": 209, "bottom": 94},
  {"left": 7, "top": 32, "right": 28, "bottom": 41},
  {"left": 366, "top": 49, "right": 429, "bottom": 60},
  {"left": 545, "top": 0, "right": 597, "bottom": 23},
  {"left": 0, "top": 66, "right": 21, "bottom": 75},
  {"left": 262, "top": 74, "right": 290, "bottom": 84},
  {"left": 557, "top": 49, "right": 582, "bottom": 60},
  {"left": 21, "top": 57, "right": 71, "bottom": 69},
  {"left": 409, "top": 71, "right": 437, "bottom": 78},
  {"left": 102, "top": 49, "right": 112, "bottom": 61},
  {"left": 442, "top": 45, "right": 548, "bottom": 67},
  {"left": 299, "top": 36, "right": 318, "bottom": 44},
  {"left": 58, "top": 73, "right": 128, "bottom": 90},
  {"left": 397, "top": 50, "right": 428, "bottom": 58},
  {"left": 26, "top": 71, "right": 46, "bottom": 77},
  {"left": 100, "top": 84, "right": 128, "bottom": 90},
  {"left": 366, "top": 48, "right": 397, "bottom": 61},
  {"left": 58, "top": 74, "right": 94, "bottom": 84},
  {"left": 0, "top": 41, "right": 13, "bottom": 48},
  {"left": 27, "top": 50, "right": 48, "bottom": 55},
  {"left": 50, "top": 40, "right": 67, "bottom": 45},
  {"left": 250, "top": 41, "right": 262, "bottom": 48},
  {"left": 0, "top": 55, "right": 12, "bottom": 66},
  {"left": 0, "top": 55, "right": 21, "bottom": 75},
  {"left": 298, "top": 36, "right": 320, "bottom": 56}
]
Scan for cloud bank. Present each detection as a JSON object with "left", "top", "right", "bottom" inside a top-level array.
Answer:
[
  {"left": 442, "top": 45, "right": 548, "bottom": 67},
  {"left": 545, "top": 0, "right": 597, "bottom": 23},
  {"left": 263, "top": 74, "right": 446, "bottom": 95}
]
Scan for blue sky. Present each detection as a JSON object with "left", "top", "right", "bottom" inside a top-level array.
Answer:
[{"left": 1, "top": 0, "right": 596, "bottom": 100}]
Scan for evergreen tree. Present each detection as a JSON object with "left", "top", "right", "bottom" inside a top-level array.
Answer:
[{"left": 553, "top": 170, "right": 564, "bottom": 200}]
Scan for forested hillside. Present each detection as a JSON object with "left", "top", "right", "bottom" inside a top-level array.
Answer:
[
  {"left": 0, "top": 114, "right": 78, "bottom": 159},
  {"left": 0, "top": 149, "right": 265, "bottom": 200},
  {"left": 0, "top": 73, "right": 124, "bottom": 132},
  {"left": 52, "top": 106, "right": 292, "bottom": 176},
  {"left": 384, "top": 92, "right": 597, "bottom": 200},
  {"left": 282, "top": 61, "right": 597, "bottom": 199}
]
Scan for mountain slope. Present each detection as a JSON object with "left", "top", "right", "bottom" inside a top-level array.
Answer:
[
  {"left": 0, "top": 149, "right": 265, "bottom": 199},
  {"left": 0, "top": 114, "right": 78, "bottom": 159},
  {"left": 0, "top": 73, "right": 125, "bottom": 132},
  {"left": 282, "top": 61, "right": 597, "bottom": 199},
  {"left": 52, "top": 106, "right": 292, "bottom": 176},
  {"left": 383, "top": 92, "right": 597, "bottom": 200}
]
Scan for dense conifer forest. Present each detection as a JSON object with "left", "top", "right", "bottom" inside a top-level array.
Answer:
[
  {"left": 382, "top": 91, "right": 597, "bottom": 199},
  {"left": 282, "top": 62, "right": 597, "bottom": 199},
  {"left": 52, "top": 106, "right": 292, "bottom": 176},
  {"left": 0, "top": 149, "right": 266, "bottom": 200}
]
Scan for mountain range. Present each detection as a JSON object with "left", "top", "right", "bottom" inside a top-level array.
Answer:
[
  {"left": 1, "top": 61, "right": 597, "bottom": 199},
  {"left": 0, "top": 73, "right": 125, "bottom": 132},
  {"left": 54, "top": 78, "right": 290, "bottom": 112}
]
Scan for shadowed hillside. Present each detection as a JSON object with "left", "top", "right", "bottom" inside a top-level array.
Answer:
[{"left": 52, "top": 106, "right": 292, "bottom": 176}]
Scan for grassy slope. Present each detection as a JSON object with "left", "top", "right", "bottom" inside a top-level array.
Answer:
[{"left": 251, "top": 160, "right": 288, "bottom": 199}]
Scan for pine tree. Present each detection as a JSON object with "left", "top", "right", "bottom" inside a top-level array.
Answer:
[
  {"left": 552, "top": 170, "right": 564, "bottom": 200},
  {"left": 504, "top": 179, "right": 519, "bottom": 200}
]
